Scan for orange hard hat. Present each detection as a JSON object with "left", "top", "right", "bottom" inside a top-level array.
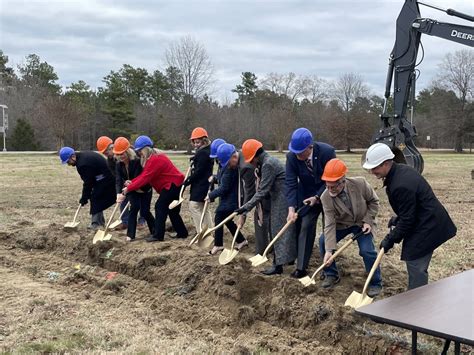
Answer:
[
  {"left": 242, "top": 139, "right": 263, "bottom": 163},
  {"left": 96, "top": 136, "right": 113, "bottom": 153},
  {"left": 113, "top": 137, "right": 130, "bottom": 155},
  {"left": 190, "top": 127, "right": 208, "bottom": 140},
  {"left": 322, "top": 158, "right": 348, "bottom": 181}
]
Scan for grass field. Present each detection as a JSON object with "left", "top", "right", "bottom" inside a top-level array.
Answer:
[{"left": 0, "top": 151, "right": 472, "bottom": 353}]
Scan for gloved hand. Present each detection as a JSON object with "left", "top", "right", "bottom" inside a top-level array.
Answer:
[
  {"left": 234, "top": 206, "right": 248, "bottom": 215},
  {"left": 380, "top": 235, "right": 395, "bottom": 253},
  {"left": 388, "top": 216, "right": 399, "bottom": 228},
  {"left": 79, "top": 197, "right": 88, "bottom": 206},
  {"left": 183, "top": 177, "right": 191, "bottom": 187}
]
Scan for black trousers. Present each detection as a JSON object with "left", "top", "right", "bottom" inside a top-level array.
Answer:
[
  {"left": 153, "top": 184, "right": 188, "bottom": 240},
  {"left": 214, "top": 210, "right": 245, "bottom": 247},
  {"left": 296, "top": 204, "right": 322, "bottom": 271},
  {"left": 127, "top": 191, "right": 155, "bottom": 239}
]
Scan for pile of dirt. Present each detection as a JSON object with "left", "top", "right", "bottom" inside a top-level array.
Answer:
[{"left": 0, "top": 218, "right": 452, "bottom": 353}]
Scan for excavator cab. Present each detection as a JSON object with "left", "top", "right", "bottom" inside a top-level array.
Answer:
[{"left": 370, "top": 0, "right": 473, "bottom": 174}]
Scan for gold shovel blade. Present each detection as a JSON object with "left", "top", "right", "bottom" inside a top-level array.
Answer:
[
  {"left": 63, "top": 221, "right": 79, "bottom": 231},
  {"left": 197, "top": 234, "right": 214, "bottom": 249},
  {"left": 299, "top": 276, "right": 316, "bottom": 287},
  {"left": 219, "top": 249, "right": 239, "bottom": 265},
  {"left": 189, "top": 232, "right": 203, "bottom": 246},
  {"left": 102, "top": 233, "right": 112, "bottom": 241},
  {"left": 168, "top": 198, "right": 183, "bottom": 210},
  {"left": 344, "top": 291, "right": 374, "bottom": 309},
  {"left": 109, "top": 220, "right": 122, "bottom": 230},
  {"left": 92, "top": 230, "right": 106, "bottom": 244},
  {"left": 248, "top": 254, "right": 268, "bottom": 267}
]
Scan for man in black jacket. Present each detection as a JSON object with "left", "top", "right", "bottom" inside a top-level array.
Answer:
[
  {"left": 363, "top": 143, "right": 457, "bottom": 290},
  {"left": 59, "top": 147, "right": 117, "bottom": 230}
]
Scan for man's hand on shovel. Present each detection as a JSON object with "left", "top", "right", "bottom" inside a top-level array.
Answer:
[{"left": 323, "top": 251, "right": 334, "bottom": 266}]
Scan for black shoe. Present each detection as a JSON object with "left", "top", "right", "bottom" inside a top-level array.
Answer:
[
  {"left": 170, "top": 233, "right": 188, "bottom": 239},
  {"left": 146, "top": 236, "right": 164, "bottom": 242},
  {"left": 321, "top": 275, "right": 340, "bottom": 288},
  {"left": 261, "top": 265, "right": 283, "bottom": 276},
  {"left": 290, "top": 269, "right": 308, "bottom": 279},
  {"left": 367, "top": 285, "right": 383, "bottom": 298}
]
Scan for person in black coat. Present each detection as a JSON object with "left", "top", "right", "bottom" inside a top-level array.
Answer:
[
  {"left": 206, "top": 143, "right": 246, "bottom": 255},
  {"left": 363, "top": 143, "right": 457, "bottom": 290},
  {"left": 114, "top": 138, "right": 155, "bottom": 242},
  {"left": 60, "top": 148, "right": 116, "bottom": 230},
  {"left": 184, "top": 128, "right": 214, "bottom": 233}
]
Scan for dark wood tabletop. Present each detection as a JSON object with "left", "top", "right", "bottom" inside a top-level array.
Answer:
[{"left": 355, "top": 269, "right": 474, "bottom": 345}]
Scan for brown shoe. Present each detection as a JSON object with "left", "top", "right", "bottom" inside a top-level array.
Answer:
[{"left": 116, "top": 223, "right": 127, "bottom": 231}]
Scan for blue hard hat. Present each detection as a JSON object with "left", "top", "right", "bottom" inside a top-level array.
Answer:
[
  {"left": 134, "top": 135, "right": 153, "bottom": 151},
  {"left": 210, "top": 138, "right": 226, "bottom": 158},
  {"left": 59, "top": 147, "right": 75, "bottom": 164},
  {"left": 288, "top": 128, "right": 313, "bottom": 154},
  {"left": 216, "top": 143, "right": 236, "bottom": 168}
]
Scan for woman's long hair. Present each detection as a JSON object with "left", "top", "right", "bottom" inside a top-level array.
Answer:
[{"left": 140, "top": 146, "right": 162, "bottom": 167}]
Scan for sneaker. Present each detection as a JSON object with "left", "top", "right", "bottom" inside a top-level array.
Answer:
[
  {"left": 321, "top": 275, "right": 340, "bottom": 288},
  {"left": 367, "top": 285, "right": 383, "bottom": 298},
  {"left": 261, "top": 265, "right": 283, "bottom": 276},
  {"left": 170, "top": 233, "right": 188, "bottom": 239},
  {"left": 146, "top": 236, "right": 164, "bottom": 242},
  {"left": 87, "top": 223, "right": 102, "bottom": 231}
]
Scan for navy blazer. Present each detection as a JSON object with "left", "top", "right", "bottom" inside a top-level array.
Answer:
[
  {"left": 285, "top": 142, "right": 336, "bottom": 208},
  {"left": 208, "top": 165, "right": 239, "bottom": 213}
]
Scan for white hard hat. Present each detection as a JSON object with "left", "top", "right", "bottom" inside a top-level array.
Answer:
[{"left": 363, "top": 143, "right": 395, "bottom": 169}]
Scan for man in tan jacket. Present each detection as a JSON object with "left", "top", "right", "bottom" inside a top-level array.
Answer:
[{"left": 318, "top": 158, "right": 382, "bottom": 296}]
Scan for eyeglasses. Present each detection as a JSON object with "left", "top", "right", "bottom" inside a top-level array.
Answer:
[{"left": 326, "top": 179, "right": 345, "bottom": 190}]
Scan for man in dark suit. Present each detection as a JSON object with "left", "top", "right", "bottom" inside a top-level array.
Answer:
[
  {"left": 285, "top": 128, "right": 336, "bottom": 278},
  {"left": 363, "top": 143, "right": 457, "bottom": 290}
]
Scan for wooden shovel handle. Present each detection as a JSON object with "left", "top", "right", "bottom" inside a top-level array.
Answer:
[
  {"left": 229, "top": 225, "right": 241, "bottom": 249},
  {"left": 208, "top": 212, "right": 238, "bottom": 233},
  {"left": 309, "top": 235, "right": 356, "bottom": 280},
  {"left": 104, "top": 203, "right": 121, "bottom": 232},
  {"left": 179, "top": 166, "right": 192, "bottom": 196},
  {"left": 72, "top": 204, "right": 82, "bottom": 223},
  {"left": 117, "top": 202, "right": 130, "bottom": 220},
  {"left": 361, "top": 249, "right": 385, "bottom": 296}
]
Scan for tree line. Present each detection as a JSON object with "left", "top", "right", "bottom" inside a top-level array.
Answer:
[{"left": 0, "top": 37, "right": 472, "bottom": 152}]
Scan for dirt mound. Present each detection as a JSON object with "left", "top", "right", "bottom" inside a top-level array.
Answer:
[{"left": 0, "top": 221, "right": 455, "bottom": 353}]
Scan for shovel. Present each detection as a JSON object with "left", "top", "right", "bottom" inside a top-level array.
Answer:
[
  {"left": 345, "top": 248, "right": 385, "bottom": 308},
  {"left": 189, "top": 186, "right": 213, "bottom": 246},
  {"left": 169, "top": 167, "right": 191, "bottom": 210},
  {"left": 92, "top": 202, "right": 120, "bottom": 244},
  {"left": 64, "top": 204, "right": 82, "bottom": 231},
  {"left": 109, "top": 202, "right": 130, "bottom": 230},
  {"left": 218, "top": 224, "right": 242, "bottom": 265},
  {"left": 197, "top": 212, "right": 238, "bottom": 249},
  {"left": 249, "top": 203, "right": 310, "bottom": 267},
  {"left": 299, "top": 231, "right": 364, "bottom": 287}
]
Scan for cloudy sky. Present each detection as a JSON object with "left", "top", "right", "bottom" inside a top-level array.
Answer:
[{"left": 0, "top": 0, "right": 472, "bottom": 101}]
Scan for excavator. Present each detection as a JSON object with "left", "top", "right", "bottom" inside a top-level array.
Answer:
[{"left": 371, "top": 0, "right": 473, "bottom": 173}]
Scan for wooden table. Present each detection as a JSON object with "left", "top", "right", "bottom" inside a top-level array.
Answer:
[{"left": 356, "top": 269, "right": 474, "bottom": 354}]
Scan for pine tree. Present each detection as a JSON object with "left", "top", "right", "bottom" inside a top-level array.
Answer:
[{"left": 9, "top": 118, "right": 40, "bottom": 151}]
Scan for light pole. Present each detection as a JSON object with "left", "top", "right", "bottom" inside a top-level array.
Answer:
[{"left": 0, "top": 105, "right": 8, "bottom": 152}]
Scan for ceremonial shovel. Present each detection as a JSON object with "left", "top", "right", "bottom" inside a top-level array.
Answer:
[
  {"left": 299, "top": 231, "right": 364, "bottom": 287},
  {"left": 92, "top": 202, "right": 120, "bottom": 244},
  {"left": 344, "top": 249, "right": 384, "bottom": 308},
  {"left": 169, "top": 167, "right": 191, "bottom": 210},
  {"left": 64, "top": 204, "right": 82, "bottom": 231}
]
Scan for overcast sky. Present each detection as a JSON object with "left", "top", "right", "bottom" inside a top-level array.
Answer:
[{"left": 0, "top": 0, "right": 472, "bottom": 102}]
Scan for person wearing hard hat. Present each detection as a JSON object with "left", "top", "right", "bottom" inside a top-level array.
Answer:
[
  {"left": 59, "top": 147, "right": 116, "bottom": 230},
  {"left": 113, "top": 137, "right": 155, "bottom": 242},
  {"left": 184, "top": 127, "right": 214, "bottom": 233},
  {"left": 122, "top": 135, "right": 188, "bottom": 242},
  {"left": 236, "top": 139, "right": 297, "bottom": 276},
  {"left": 208, "top": 138, "right": 226, "bottom": 185},
  {"left": 206, "top": 143, "right": 247, "bottom": 255},
  {"left": 319, "top": 158, "right": 383, "bottom": 294},
  {"left": 96, "top": 135, "right": 135, "bottom": 230},
  {"left": 96, "top": 136, "right": 116, "bottom": 176},
  {"left": 285, "top": 128, "right": 336, "bottom": 279},
  {"left": 363, "top": 143, "right": 457, "bottom": 290}
]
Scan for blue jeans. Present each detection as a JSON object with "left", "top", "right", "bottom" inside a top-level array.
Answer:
[{"left": 319, "top": 225, "right": 382, "bottom": 286}]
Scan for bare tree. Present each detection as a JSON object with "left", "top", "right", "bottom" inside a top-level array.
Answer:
[
  {"left": 260, "top": 72, "right": 308, "bottom": 102},
  {"left": 436, "top": 50, "right": 474, "bottom": 152},
  {"left": 165, "top": 36, "right": 214, "bottom": 99},
  {"left": 301, "top": 75, "right": 328, "bottom": 103},
  {"left": 331, "top": 73, "right": 370, "bottom": 152}
]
